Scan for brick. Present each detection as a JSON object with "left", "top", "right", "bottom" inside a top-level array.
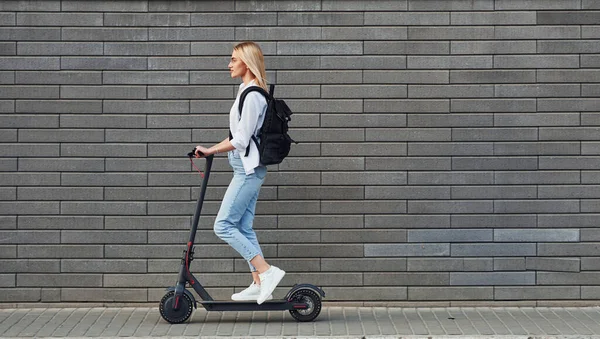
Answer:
[
  {"left": 496, "top": 229, "right": 579, "bottom": 242},
  {"left": 0, "top": 1, "right": 60, "bottom": 11},
  {"left": 366, "top": 215, "right": 449, "bottom": 229},
  {"left": 452, "top": 99, "right": 536, "bottom": 112},
  {"left": 365, "top": 70, "right": 449, "bottom": 84},
  {"left": 584, "top": 171, "right": 600, "bottom": 183},
  {"left": 409, "top": 171, "right": 493, "bottom": 185},
  {"left": 105, "top": 129, "right": 190, "bottom": 142},
  {"left": 105, "top": 13, "right": 190, "bottom": 26},
  {"left": 408, "top": 0, "right": 492, "bottom": 10},
  {"left": 582, "top": 287, "right": 600, "bottom": 299},
  {"left": 453, "top": 243, "right": 537, "bottom": 257},
  {"left": 500, "top": 142, "right": 580, "bottom": 155},
  {"left": 408, "top": 229, "right": 492, "bottom": 242},
  {"left": 495, "top": 113, "right": 579, "bottom": 127},
  {"left": 105, "top": 216, "right": 190, "bottom": 230},
  {"left": 538, "top": 272, "right": 600, "bottom": 285},
  {"left": 0, "top": 274, "right": 15, "bottom": 287},
  {"left": 19, "top": 158, "right": 103, "bottom": 172},
  {"left": 0, "top": 144, "right": 58, "bottom": 157},
  {"left": 62, "top": 28, "right": 148, "bottom": 41},
  {"left": 366, "top": 186, "right": 448, "bottom": 200},
  {"left": 408, "top": 258, "right": 463, "bottom": 271},
  {"left": 61, "top": 0, "right": 147, "bottom": 11},
  {"left": 278, "top": 186, "right": 363, "bottom": 200},
  {"left": 236, "top": 0, "right": 320, "bottom": 11},
  {"left": 62, "top": 86, "right": 146, "bottom": 99},
  {"left": 365, "top": 12, "right": 448, "bottom": 25},
  {"left": 277, "top": 70, "right": 361, "bottom": 84},
  {"left": 409, "top": 143, "right": 492, "bottom": 156},
  {"left": 104, "top": 42, "right": 190, "bottom": 56},
  {"left": 279, "top": 215, "right": 363, "bottom": 229},
  {"left": 192, "top": 42, "right": 276, "bottom": 56},
  {"left": 496, "top": 200, "right": 579, "bottom": 213},
  {"left": 365, "top": 244, "right": 449, "bottom": 257},
  {"left": 0, "top": 187, "right": 15, "bottom": 200},
  {"left": 0, "top": 115, "right": 58, "bottom": 128},
  {"left": 581, "top": 200, "right": 600, "bottom": 212},
  {"left": 16, "top": 100, "right": 102, "bottom": 114},
  {"left": 494, "top": 258, "right": 526, "bottom": 271},
  {"left": 279, "top": 42, "right": 363, "bottom": 55},
  {"left": 19, "top": 129, "right": 104, "bottom": 142},
  {"left": 0, "top": 217, "right": 16, "bottom": 230},
  {"left": 61, "top": 57, "right": 147, "bottom": 70},
  {"left": 327, "top": 287, "right": 407, "bottom": 301},
  {"left": 18, "top": 245, "right": 103, "bottom": 258},
  {"left": 365, "top": 41, "right": 449, "bottom": 55},
  {"left": 105, "top": 187, "right": 189, "bottom": 201},
  {"left": 538, "top": 11, "right": 600, "bottom": 24},
  {"left": 322, "top": 114, "right": 407, "bottom": 128},
  {"left": 61, "top": 259, "right": 146, "bottom": 273},
  {"left": 526, "top": 257, "right": 580, "bottom": 272},
  {"left": 495, "top": 171, "right": 579, "bottom": 184},
  {"left": 0, "top": 12, "right": 14, "bottom": 25},
  {"left": 60, "top": 202, "right": 146, "bottom": 215},
  {"left": 494, "top": 55, "right": 579, "bottom": 68},
  {"left": 496, "top": 287, "right": 580, "bottom": 300},
  {"left": 408, "top": 56, "right": 492, "bottom": 69},
  {"left": 364, "top": 272, "right": 449, "bottom": 285},
  {"left": 583, "top": 84, "right": 600, "bottom": 97},
  {"left": 0, "top": 158, "right": 16, "bottom": 170},
  {"left": 459, "top": 12, "right": 536, "bottom": 25},
  {"left": 409, "top": 200, "right": 493, "bottom": 214},
  {"left": 0, "top": 85, "right": 58, "bottom": 99},
  {"left": 539, "top": 156, "right": 600, "bottom": 170},
  {"left": 538, "top": 243, "right": 600, "bottom": 256},
  {"left": 323, "top": 0, "right": 407, "bottom": 10},
  {"left": 61, "top": 231, "right": 146, "bottom": 244},
  {"left": 322, "top": 200, "right": 406, "bottom": 214},
  {"left": 409, "top": 26, "right": 494, "bottom": 40},
  {"left": 61, "top": 173, "right": 148, "bottom": 186},
  {"left": 19, "top": 216, "right": 103, "bottom": 230},
  {"left": 0, "top": 230, "right": 59, "bottom": 244},
  {"left": 0, "top": 72, "right": 14, "bottom": 84},
  {"left": 0, "top": 260, "right": 58, "bottom": 273},
  {"left": 324, "top": 142, "right": 407, "bottom": 156},
  {"left": 451, "top": 272, "right": 535, "bottom": 285},
  {"left": 17, "top": 274, "right": 101, "bottom": 287},
  {"left": 539, "top": 185, "right": 600, "bottom": 199},
  {"left": 409, "top": 287, "right": 493, "bottom": 301},
  {"left": 278, "top": 12, "right": 361, "bottom": 26},
  {"left": 539, "top": 99, "right": 600, "bottom": 113},
  {"left": 17, "top": 187, "right": 102, "bottom": 201},
  {"left": 149, "top": 1, "right": 233, "bottom": 11},
  {"left": 19, "top": 42, "right": 102, "bottom": 56},
  {"left": 322, "top": 230, "right": 406, "bottom": 243},
  {"left": 0, "top": 246, "right": 16, "bottom": 258},
  {"left": 285, "top": 129, "right": 363, "bottom": 142},
  {"left": 582, "top": 142, "right": 600, "bottom": 155},
  {"left": 409, "top": 85, "right": 493, "bottom": 98},
  {"left": 104, "top": 101, "right": 189, "bottom": 114},
  {"left": 278, "top": 244, "right": 362, "bottom": 258},
  {"left": 235, "top": 27, "right": 320, "bottom": 41},
  {"left": 321, "top": 56, "right": 407, "bottom": 70},
  {"left": 148, "top": 86, "right": 233, "bottom": 100},
  {"left": 495, "top": 26, "right": 580, "bottom": 39},
  {"left": 0, "top": 202, "right": 58, "bottom": 215},
  {"left": 497, "top": 0, "right": 580, "bottom": 9},
  {"left": 322, "top": 258, "right": 406, "bottom": 272},
  {"left": 0, "top": 173, "right": 59, "bottom": 186},
  {"left": 17, "top": 13, "right": 102, "bottom": 26},
  {"left": 0, "top": 27, "right": 60, "bottom": 41},
  {"left": 0, "top": 43, "right": 15, "bottom": 56},
  {"left": 583, "top": 0, "right": 600, "bottom": 8},
  {"left": 61, "top": 288, "right": 147, "bottom": 302},
  {"left": 583, "top": 26, "right": 600, "bottom": 38},
  {"left": 106, "top": 71, "right": 189, "bottom": 85},
  {"left": 16, "top": 71, "right": 101, "bottom": 85},
  {"left": 0, "top": 57, "right": 59, "bottom": 70},
  {"left": 365, "top": 100, "right": 449, "bottom": 113},
  {"left": 450, "top": 70, "right": 535, "bottom": 83},
  {"left": 61, "top": 144, "right": 145, "bottom": 158},
  {"left": 148, "top": 57, "right": 228, "bottom": 70},
  {"left": 367, "top": 157, "right": 451, "bottom": 171},
  {"left": 415, "top": 114, "right": 488, "bottom": 128},
  {"left": 539, "top": 40, "right": 600, "bottom": 54},
  {"left": 581, "top": 257, "right": 600, "bottom": 270},
  {"left": 453, "top": 41, "right": 536, "bottom": 55},
  {"left": 453, "top": 128, "right": 537, "bottom": 141}
]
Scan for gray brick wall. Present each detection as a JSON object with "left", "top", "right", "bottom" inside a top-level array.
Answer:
[{"left": 1, "top": 0, "right": 599, "bottom": 304}]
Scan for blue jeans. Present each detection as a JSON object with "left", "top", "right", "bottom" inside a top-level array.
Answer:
[{"left": 214, "top": 151, "right": 267, "bottom": 272}]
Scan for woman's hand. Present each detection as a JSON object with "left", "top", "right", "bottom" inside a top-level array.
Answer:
[{"left": 194, "top": 145, "right": 211, "bottom": 158}]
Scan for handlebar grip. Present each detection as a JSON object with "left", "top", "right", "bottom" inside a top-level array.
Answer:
[{"left": 188, "top": 149, "right": 204, "bottom": 157}]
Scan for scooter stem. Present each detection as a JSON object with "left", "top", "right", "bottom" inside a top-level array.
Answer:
[{"left": 189, "top": 154, "right": 213, "bottom": 245}]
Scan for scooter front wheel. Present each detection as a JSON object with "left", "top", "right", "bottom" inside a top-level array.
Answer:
[
  {"left": 289, "top": 288, "right": 322, "bottom": 322},
  {"left": 159, "top": 291, "right": 194, "bottom": 324}
]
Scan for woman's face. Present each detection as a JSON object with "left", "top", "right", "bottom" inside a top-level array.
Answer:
[{"left": 228, "top": 50, "right": 247, "bottom": 79}]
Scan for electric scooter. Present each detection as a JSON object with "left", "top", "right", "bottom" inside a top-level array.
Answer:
[{"left": 159, "top": 151, "right": 325, "bottom": 324}]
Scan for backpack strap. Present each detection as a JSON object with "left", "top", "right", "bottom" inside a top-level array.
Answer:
[{"left": 229, "top": 86, "right": 270, "bottom": 157}]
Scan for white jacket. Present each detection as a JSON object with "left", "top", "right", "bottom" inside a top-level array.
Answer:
[{"left": 229, "top": 80, "right": 267, "bottom": 175}]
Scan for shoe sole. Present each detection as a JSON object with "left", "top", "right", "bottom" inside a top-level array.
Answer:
[
  {"left": 257, "top": 270, "right": 285, "bottom": 305},
  {"left": 231, "top": 295, "right": 273, "bottom": 301}
]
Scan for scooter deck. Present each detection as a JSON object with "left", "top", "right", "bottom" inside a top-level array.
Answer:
[{"left": 200, "top": 299, "right": 308, "bottom": 311}]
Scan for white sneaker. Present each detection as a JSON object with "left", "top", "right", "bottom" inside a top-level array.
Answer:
[
  {"left": 231, "top": 282, "right": 272, "bottom": 301},
  {"left": 257, "top": 266, "right": 285, "bottom": 305}
]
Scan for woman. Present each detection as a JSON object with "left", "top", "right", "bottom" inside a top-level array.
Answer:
[{"left": 194, "top": 41, "right": 285, "bottom": 305}]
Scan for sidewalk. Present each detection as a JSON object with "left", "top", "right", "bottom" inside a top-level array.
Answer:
[{"left": 2, "top": 305, "right": 600, "bottom": 338}]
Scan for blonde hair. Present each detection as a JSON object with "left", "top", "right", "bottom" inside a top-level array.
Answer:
[{"left": 233, "top": 41, "right": 268, "bottom": 91}]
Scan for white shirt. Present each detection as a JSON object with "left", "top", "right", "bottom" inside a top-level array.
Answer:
[{"left": 229, "top": 80, "right": 267, "bottom": 175}]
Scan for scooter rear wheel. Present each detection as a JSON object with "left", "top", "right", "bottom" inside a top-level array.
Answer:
[
  {"left": 289, "top": 289, "right": 322, "bottom": 322},
  {"left": 159, "top": 291, "right": 194, "bottom": 324}
]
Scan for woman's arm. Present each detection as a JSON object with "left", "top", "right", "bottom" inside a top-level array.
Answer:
[{"left": 195, "top": 138, "right": 234, "bottom": 157}]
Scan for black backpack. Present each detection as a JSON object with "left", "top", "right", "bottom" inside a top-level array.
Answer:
[{"left": 229, "top": 84, "right": 296, "bottom": 165}]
